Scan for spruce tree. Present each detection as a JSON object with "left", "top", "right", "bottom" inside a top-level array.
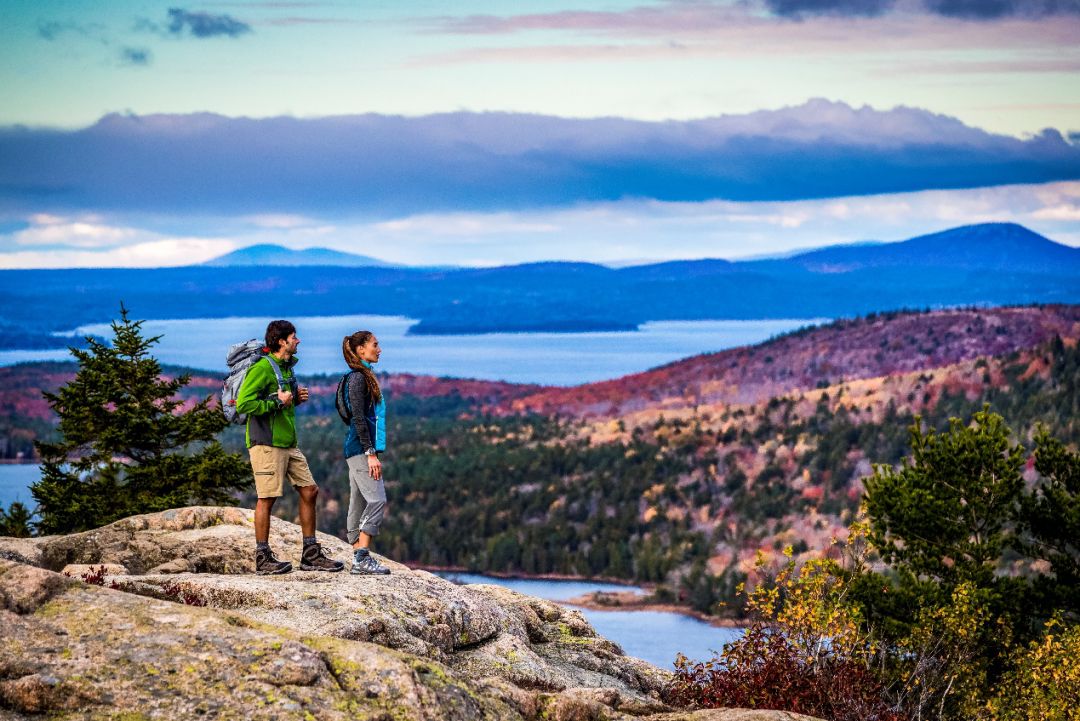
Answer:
[{"left": 32, "top": 306, "right": 250, "bottom": 533}]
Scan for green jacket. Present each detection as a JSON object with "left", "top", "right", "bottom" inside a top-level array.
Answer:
[{"left": 236, "top": 356, "right": 299, "bottom": 448}]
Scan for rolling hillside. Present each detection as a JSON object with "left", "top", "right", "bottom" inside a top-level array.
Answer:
[
  {"left": 2, "top": 305, "right": 1078, "bottom": 618},
  {"left": 504, "top": 305, "right": 1080, "bottom": 417}
]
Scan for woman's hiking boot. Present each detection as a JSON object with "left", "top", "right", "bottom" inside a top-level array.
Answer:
[
  {"left": 300, "top": 543, "right": 345, "bottom": 572},
  {"left": 351, "top": 548, "right": 391, "bottom": 575},
  {"left": 255, "top": 547, "right": 293, "bottom": 575}
]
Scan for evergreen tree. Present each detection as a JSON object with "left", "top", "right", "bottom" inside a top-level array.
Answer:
[
  {"left": 0, "top": 502, "right": 32, "bottom": 537},
  {"left": 32, "top": 306, "right": 250, "bottom": 534},
  {"left": 864, "top": 406, "right": 1025, "bottom": 591},
  {"left": 1020, "top": 429, "right": 1080, "bottom": 617}
]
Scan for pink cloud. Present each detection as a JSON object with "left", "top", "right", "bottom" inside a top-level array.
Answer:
[
  {"left": 410, "top": 13, "right": 1080, "bottom": 67},
  {"left": 885, "top": 58, "right": 1080, "bottom": 76},
  {"left": 261, "top": 16, "right": 359, "bottom": 26},
  {"left": 422, "top": 3, "right": 749, "bottom": 36}
]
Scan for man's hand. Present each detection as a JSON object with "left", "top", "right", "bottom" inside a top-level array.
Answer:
[
  {"left": 277, "top": 389, "right": 294, "bottom": 407},
  {"left": 368, "top": 454, "right": 382, "bottom": 481},
  {"left": 297, "top": 386, "right": 309, "bottom": 404}
]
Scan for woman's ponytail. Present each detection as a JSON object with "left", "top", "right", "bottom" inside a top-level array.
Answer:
[{"left": 342, "top": 331, "right": 381, "bottom": 403}]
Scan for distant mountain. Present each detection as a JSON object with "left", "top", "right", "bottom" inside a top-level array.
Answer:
[
  {"left": 203, "top": 244, "right": 394, "bottom": 267},
  {"left": 3, "top": 222, "right": 1079, "bottom": 345},
  {"left": 785, "top": 223, "right": 1080, "bottom": 274}
]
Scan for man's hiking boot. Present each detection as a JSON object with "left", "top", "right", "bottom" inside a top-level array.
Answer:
[
  {"left": 255, "top": 548, "right": 292, "bottom": 575},
  {"left": 351, "top": 549, "right": 391, "bottom": 575},
  {"left": 300, "top": 543, "right": 345, "bottom": 572}
]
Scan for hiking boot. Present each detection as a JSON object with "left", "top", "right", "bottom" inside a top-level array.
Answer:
[
  {"left": 300, "top": 543, "right": 345, "bottom": 572},
  {"left": 350, "top": 549, "right": 391, "bottom": 575},
  {"left": 255, "top": 548, "right": 292, "bottom": 575}
]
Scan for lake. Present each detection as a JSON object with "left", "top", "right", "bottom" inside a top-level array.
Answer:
[
  {"left": 0, "top": 463, "right": 39, "bottom": 510},
  {"left": 2, "top": 315, "right": 823, "bottom": 386},
  {"left": 437, "top": 571, "right": 741, "bottom": 668}
]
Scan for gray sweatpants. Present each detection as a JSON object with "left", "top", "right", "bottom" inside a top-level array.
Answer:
[{"left": 346, "top": 455, "right": 387, "bottom": 543}]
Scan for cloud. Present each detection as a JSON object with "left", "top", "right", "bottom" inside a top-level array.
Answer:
[
  {"left": 0, "top": 214, "right": 235, "bottom": 268},
  {"left": 119, "top": 47, "right": 152, "bottom": 66},
  {"left": 165, "top": 8, "right": 252, "bottom": 38},
  {"left": 373, "top": 213, "right": 559, "bottom": 236},
  {"left": 3, "top": 183, "right": 1079, "bottom": 268},
  {"left": 423, "top": 4, "right": 751, "bottom": 36},
  {"left": 12, "top": 215, "right": 140, "bottom": 248},
  {"left": 37, "top": 21, "right": 102, "bottom": 41},
  {"left": 0, "top": 103, "right": 1078, "bottom": 220},
  {"left": 925, "top": 0, "right": 1080, "bottom": 19},
  {"left": 764, "top": 0, "right": 895, "bottom": 19},
  {"left": 421, "top": 0, "right": 1080, "bottom": 35},
  {"left": 0, "top": 238, "right": 234, "bottom": 269}
]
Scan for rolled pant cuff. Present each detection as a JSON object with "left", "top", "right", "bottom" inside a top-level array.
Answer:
[{"left": 347, "top": 527, "right": 381, "bottom": 545}]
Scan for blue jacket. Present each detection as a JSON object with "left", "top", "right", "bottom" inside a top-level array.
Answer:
[{"left": 344, "top": 364, "right": 386, "bottom": 458}]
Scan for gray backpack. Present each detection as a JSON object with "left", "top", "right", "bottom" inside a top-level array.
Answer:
[{"left": 221, "top": 339, "right": 286, "bottom": 424}]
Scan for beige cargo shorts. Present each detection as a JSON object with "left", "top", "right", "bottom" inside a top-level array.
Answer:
[{"left": 248, "top": 445, "right": 317, "bottom": 498}]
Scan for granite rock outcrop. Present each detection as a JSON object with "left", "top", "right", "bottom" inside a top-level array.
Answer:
[{"left": 0, "top": 507, "right": 821, "bottom": 721}]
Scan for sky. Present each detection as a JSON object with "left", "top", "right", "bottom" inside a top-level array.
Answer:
[{"left": 1, "top": 0, "right": 1079, "bottom": 268}]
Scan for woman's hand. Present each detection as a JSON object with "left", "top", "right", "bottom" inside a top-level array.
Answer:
[{"left": 368, "top": 454, "right": 382, "bottom": 481}]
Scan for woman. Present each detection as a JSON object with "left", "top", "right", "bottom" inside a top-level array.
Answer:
[{"left": 341, "top": 330, "right": 391, "bottom": 575}]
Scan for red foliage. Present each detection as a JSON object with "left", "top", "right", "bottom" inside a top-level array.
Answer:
[
  {"left": 64, "top": 566, "right": 203, "bottom": 605},
  {"left": 64, "top": 564, "right": 121, "bottom": 590},
  {"left": 664, "top": 627, "right": 907, "bottom": 721},
  {"left": 159, "top": 582, "right": 207, "bottom": 607}
]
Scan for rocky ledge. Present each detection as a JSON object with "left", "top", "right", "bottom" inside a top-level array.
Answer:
[{"left": 0, "top": 506, "right": 820, "bottom": 721}]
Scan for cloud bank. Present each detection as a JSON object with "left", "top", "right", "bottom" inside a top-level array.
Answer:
[
  {"left": 3, "top": 182, "right": 1079, "bottom": 269},
  {"left": 925, "top": 0, "right": 1080, "bottom": 19},
  {"left": 1, "top": 101, "right": 1077, "bottom": 220},
  {"left": 425, "top": 0, "right": 1080, "bottom": 34}
]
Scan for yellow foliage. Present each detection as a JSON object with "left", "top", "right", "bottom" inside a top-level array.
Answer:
[
  {"left": 743, "top": 524, "right": 874, "bottom": 668},
  {"left": 991, "top": 618, "right": 1080, "bottom": 721},
  {"left": 899, "top": 582, "right": 1009, "bottom": 721}
]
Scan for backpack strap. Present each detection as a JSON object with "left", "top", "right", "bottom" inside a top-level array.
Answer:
[{"left": 264, "top": 355, "right": 287, "bottom": 392}]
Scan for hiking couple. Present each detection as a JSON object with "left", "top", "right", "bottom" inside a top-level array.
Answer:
[{"left": 234, "top": 320, "right": 390, "bottom": 576}]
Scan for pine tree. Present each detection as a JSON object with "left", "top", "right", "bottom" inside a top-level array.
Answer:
[
  {"left": 1021, "top": 429, "right": 1080, "bottom": 616},
  {"left": 863, "top": 406, "right": 1025, "bottom": 590},
  {"left": 32, "top": 306, "right": 250, "bottom": 533}
]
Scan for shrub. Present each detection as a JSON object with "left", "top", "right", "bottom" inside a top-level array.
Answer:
[
  {"left": 667, "top": 627, "right": 904, "bottom": 721},
  {"left": 991, "top": 619, "right": 1080, "bottom": 721},
  {"left": 665, "top": 532, "right": 906, "bottom": 721}
]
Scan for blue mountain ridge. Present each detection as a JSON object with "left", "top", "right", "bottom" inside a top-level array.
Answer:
[
  {"left": 202, "top": 244, "right": 394, "bottom": 268},
  {"left": 2, "top": 222, "right": 1078, "bottom": 343}
]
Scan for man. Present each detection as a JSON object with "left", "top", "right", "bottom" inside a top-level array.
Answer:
[{"left": 236, "top": 320, "right": 344, "bottom": 574}]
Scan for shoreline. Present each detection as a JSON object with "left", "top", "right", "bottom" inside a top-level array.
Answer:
[
  {"left": 411, "top": 564, "right": 649, "bottom": 589},
  {"left": 561, "top": 591, "right": 745, "bottom": 629},
  {"left": 414, "top": 564, "right": 747, "bottom": 629}
]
